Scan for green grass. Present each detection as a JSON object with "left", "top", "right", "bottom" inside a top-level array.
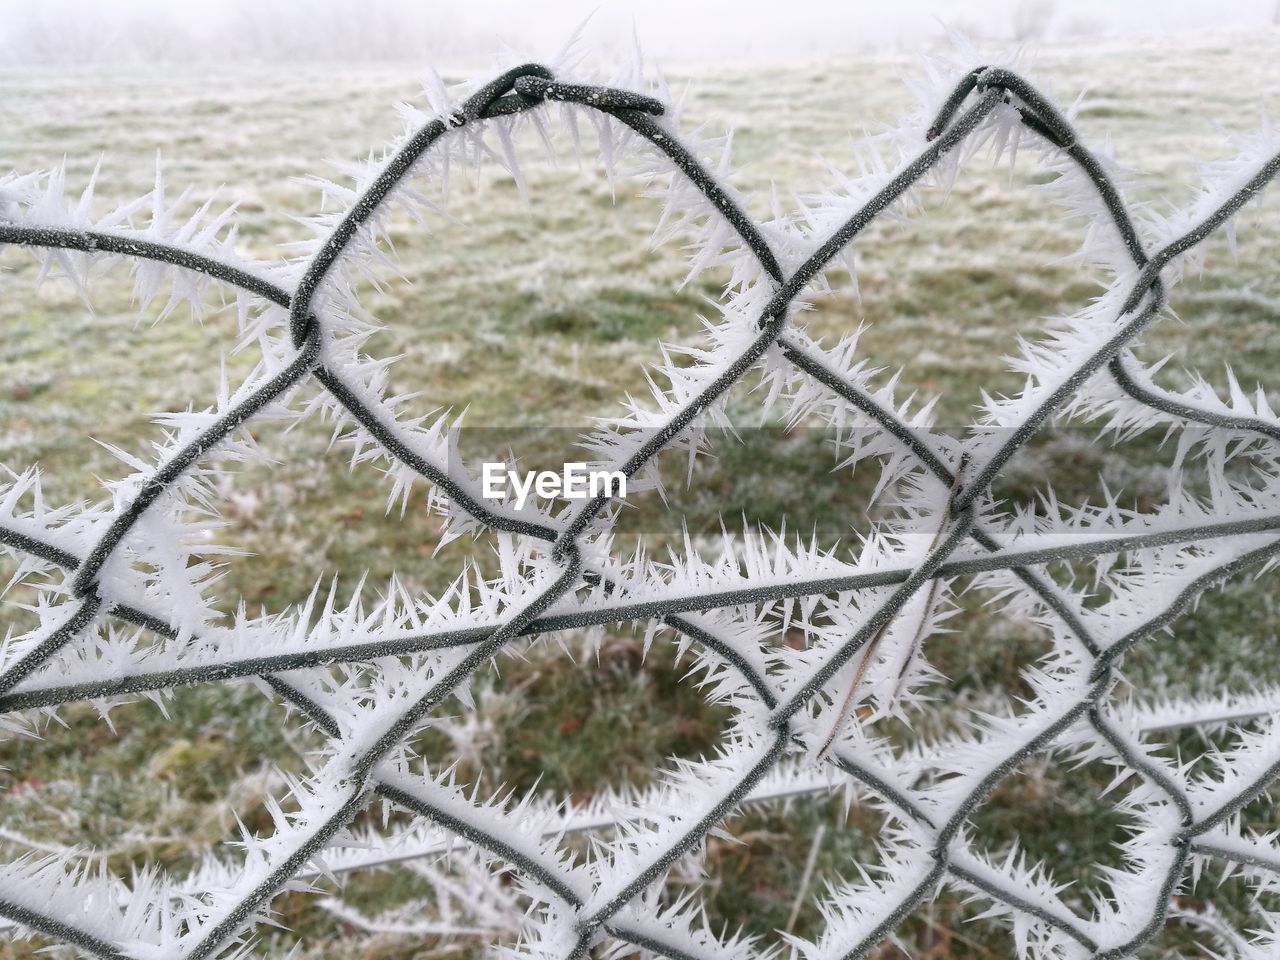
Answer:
[{"left": 2, "top": 30, "right": 1280, "bottom": 959}]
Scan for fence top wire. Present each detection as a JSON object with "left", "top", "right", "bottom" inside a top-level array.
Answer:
[{"left": 1, "top": 44, "right": 1280, "bottom": 960}]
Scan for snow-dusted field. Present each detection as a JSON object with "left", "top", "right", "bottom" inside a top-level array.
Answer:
[{"left": 1, "top": 30, "right": 1279, "bottom": 958}]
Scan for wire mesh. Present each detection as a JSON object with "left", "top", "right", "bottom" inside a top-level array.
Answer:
[{"left": 1, "top": 58, "right": 1279, "bottom": 959}]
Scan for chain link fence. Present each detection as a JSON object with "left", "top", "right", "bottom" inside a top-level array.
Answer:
[{"left": 1, "top": 55, "right": 1280, "bottom": 959}]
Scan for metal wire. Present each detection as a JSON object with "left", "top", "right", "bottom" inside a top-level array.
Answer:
[{"left": 1, "top": 61, "right": 1278, "bottom": 960}]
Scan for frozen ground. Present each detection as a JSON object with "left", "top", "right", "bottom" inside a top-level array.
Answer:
[{"left": 1, "top": 30, "right": 1279, "bottom": 958}]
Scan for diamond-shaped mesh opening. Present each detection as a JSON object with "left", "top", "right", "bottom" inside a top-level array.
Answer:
[
  {"left": 963, "top": 752, "right": 1139, "bottom": 909},
  {"left": 1121, "top": 574, "right": 1280, "bottom": 703},
  {"left": 788, "top": 157, "right": 1105, "bottom": 430},
  {"left": 0, "top": 247, "right": 282, "bottom": 510},
  {"left": 404, "top": 629, "right": 735, "bottom": 801},
  {"left": 0, "top": 679, "right": 313, "bottom": 874},
  {"left": 201, "top": 408, "right": 466, "bottom": 615}
]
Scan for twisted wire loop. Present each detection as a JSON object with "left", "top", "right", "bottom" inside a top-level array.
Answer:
[{"left": 0, "top": 54, "right": 1279, "bottom": 960}]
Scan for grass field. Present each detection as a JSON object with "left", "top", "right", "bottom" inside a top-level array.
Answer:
[{"left": 2, "top": 30, "right": 1280, "bottom": 958}]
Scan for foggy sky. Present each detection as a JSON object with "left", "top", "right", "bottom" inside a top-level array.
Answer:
[{"left": 0, "top": 0, "right": 1275, "bottom": 64}]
